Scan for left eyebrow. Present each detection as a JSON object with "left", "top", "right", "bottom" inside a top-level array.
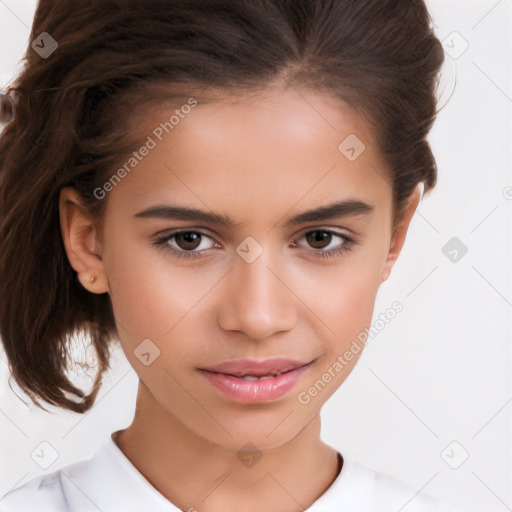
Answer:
[
  {"left": 134, "top": 199, "right": 374, "bottom": 227},
  {"left": 283, "top": 199, "right": 374, "bottom": 227}
]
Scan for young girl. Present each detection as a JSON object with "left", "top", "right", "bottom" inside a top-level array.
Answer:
[{"left": 0, "top": 0, "right": 459, "bottom": 510}]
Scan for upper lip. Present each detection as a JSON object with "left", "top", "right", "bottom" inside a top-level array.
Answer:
[{"left": 200, "top": 357, "right": 312, "bottom": 377}]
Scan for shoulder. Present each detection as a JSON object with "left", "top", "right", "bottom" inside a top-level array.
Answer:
[
  {"left": 309, "top": 454, "right": 461, "bottom": 511},
  {"left": 0, "top": 435, "right": 179, "bottom": 512},
  {"left": 354, "top": 458, "right": 455, "bottom": 511},
  {"left": 0, "top": 442, "right": 105, "bottom": 512},
  {"left": 0, "top": 470, "right": 68, "bottom": 511}
]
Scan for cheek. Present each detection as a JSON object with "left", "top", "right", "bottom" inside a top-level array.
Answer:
[
  {"left": 292, "top": 258, "right": 383, "bottom": 402},
  {"left": 103, "top": 232, "right": 215, "bottom": 339},
  {"left": 296, "top": 249, "right": 385, "bottom": 336},
  {"left": 103, "top": 251, "right": 214, "bottom": 391}
]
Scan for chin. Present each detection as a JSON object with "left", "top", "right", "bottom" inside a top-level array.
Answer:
[{"left": 190, "top": 408, "right": 320, "bottom": 452}]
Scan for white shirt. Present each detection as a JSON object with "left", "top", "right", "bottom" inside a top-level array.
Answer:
[{"left": 0, "top": 432, "right": 458, "bottom": 511}]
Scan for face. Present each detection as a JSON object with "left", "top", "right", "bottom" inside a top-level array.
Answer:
[{"left": 60, "top": 86, "right": 419, "bottom": 450}]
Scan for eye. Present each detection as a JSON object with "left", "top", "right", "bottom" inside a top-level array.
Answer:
[
  {"left": 153, "top": 230, "right": 218, "bottom": 259},
  {"left": 291, "top": 229, "right": 357, "bottom": 260},
  {"left": 153, "top": 228, "right": 358, "bottom": 261}
]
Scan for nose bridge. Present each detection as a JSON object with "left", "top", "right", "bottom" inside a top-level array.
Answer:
[{"left": 217, "top": 243, "right": 297, "bottom": 339}]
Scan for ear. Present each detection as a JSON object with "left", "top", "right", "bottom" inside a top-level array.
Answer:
[
  {"left": 59, "top": 187, "right": 109, "bottom": 294},
  {"left": 381, "top": 183, "right": 423, "bottom": 282}
]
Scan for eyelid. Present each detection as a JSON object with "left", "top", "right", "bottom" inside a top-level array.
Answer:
[
  {"left": 291, "top": 228, "right": 355, "bottom": 249},
  {"left": 295, "top": 224, "right": 358, "bottom": 238},
  {"left": 153, "top": 228, "right": 218, "bottom": 248},
  {"left": 297, "top": 224, "right": 354, "bottom": 236}
]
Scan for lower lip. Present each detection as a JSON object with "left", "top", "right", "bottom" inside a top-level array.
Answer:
[{"left": 200, "top": 364, "right": 312, "bottom": 404}]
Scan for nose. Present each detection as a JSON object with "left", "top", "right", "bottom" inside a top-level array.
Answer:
[{"left": 216, "top": 249, "right": 298, "bottom": 340}]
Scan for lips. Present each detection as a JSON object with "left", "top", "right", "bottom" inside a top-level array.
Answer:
[
  {"left": 201, "top": 357, "right": 309, "bottom": 378},
  {"left": 199, "top": 357, "right": 314, "bottom": 404}
]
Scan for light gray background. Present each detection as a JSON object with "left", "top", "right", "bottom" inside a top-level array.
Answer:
[{"left": 1, "top": 1, "right": 511, "bottom": 510}]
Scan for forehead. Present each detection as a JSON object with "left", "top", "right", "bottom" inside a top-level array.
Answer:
[{"left": 106, "top": 86, "right": 392, "bottom": 221}]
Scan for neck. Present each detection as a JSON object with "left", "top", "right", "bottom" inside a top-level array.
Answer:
[{"left": 114, "top": 380, "right": 341, "bottom": 512}]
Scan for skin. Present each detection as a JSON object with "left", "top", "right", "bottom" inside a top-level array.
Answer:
[{"left": 59, "top": 85, "right": 421, "bottom": 512}]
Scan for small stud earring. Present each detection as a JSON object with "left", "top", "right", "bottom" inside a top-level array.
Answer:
[{"left": 89, "top": 275, "right": 97, "bottom": 284}]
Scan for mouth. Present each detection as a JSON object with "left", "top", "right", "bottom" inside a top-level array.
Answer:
[{"left": 198, "top": 357, "right": 315, "bottom": 404}]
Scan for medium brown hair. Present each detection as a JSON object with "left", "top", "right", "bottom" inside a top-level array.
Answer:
[{"left": 0, "top": 0, "right": 445, "bottom": 413}]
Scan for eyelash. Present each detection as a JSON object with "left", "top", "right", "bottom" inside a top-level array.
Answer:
[{"left": 153, "top": 229, "right": 358, "bottom": 261}]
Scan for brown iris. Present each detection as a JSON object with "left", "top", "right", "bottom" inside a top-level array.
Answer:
[{"left": 305, "top": 231, "right": 332, "bottom": 250}]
